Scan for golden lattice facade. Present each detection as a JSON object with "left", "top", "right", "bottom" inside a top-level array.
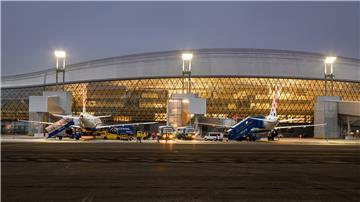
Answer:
[{"left": 2, "top": 77, "right": 360, "bottom": 124}]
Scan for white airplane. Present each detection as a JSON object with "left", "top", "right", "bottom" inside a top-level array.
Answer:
[
  {"left": 198, "top": 90, "right": 326, "bottom": 141},
  {"left": 54, "top": 98, "right": 155, "bottom": 130},
  {"left": 20, "top": 97, "right": 156, "bottom": 139}
]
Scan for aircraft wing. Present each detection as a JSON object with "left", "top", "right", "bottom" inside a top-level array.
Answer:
[
  {"left": 275, "top": 123, "right": 327, "bottom": 130},
  {"left": 197, "top": 122, "right": 232, "bottom": 128},
  {"left": 18, "top": 120, "right": 54, "bottom": 125},
  {"left": 279, "top": 118, "right": 304, "bottom": 123},
  {"left": 249, "top": 117, "right": 278, "bottom": 123},
  {"left": 249, "top": 117, "right": 266, "bottom": 121},
  {"left": 94, "top": 115, "right": 112, "bottom": 119},
  {"left": 52, "top": 114, "right": 79, "bottom": 119},
  {"left": 96, "top": 122, "right": 157, "bottom": 129},
  {"left": 52, "top": 114, "right": 110, "bottom": 119}
]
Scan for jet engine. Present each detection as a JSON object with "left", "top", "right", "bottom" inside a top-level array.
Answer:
[{"left": 268, "top": 130, "right": 278, "bottom": 141}]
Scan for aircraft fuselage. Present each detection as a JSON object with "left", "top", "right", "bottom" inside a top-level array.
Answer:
[
  {"left": 78, "top": 113, "right": 102, "bottom": 130},
  {"left": 262, "top": 116, "right": 279, "bottom": 131}
]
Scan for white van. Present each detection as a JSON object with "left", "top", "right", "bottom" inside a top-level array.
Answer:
[{"left": 204, "top": 132, "right": 223, "bottom": 141}]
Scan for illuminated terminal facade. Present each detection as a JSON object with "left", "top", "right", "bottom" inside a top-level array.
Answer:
[{"left": 1, "top": 49, "right": 360, "bottom": 133}]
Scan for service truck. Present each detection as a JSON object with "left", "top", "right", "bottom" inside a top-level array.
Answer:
[
  {"left": 176, "top": 126, "right": 196, "bottom": 140},
  {"left": 102, "top": 125, "right": 135, "bottom": 140},
  {"left": 158, "top": 126, "right": 175, "bottom": 140}
]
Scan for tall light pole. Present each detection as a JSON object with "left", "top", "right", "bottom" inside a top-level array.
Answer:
[
  {"left": 182, "top": 53, "right": 193, "bottom": 94},
  {"left": 54, "top": 50, "right": 66, "bottom": 91},
  {"left": 324, "top": 56, "right": 336, "bottom": 96}
]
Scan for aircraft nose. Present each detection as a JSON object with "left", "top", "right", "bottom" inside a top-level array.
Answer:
[{"left": 78, "top": 116, "right": 84, "bottom": 126}]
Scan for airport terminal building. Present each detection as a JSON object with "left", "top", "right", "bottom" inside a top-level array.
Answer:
[{"left": 1, "top": 48, "right": 360, "bottom": 134}]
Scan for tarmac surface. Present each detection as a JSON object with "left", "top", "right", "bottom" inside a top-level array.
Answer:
[{"left": 2, "top": 138, "right": 360, "bottom": 202}]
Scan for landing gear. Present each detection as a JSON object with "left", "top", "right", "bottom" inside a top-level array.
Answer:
[
  {"left": 65, "top": 128, "right": 74, "bottom": 135},
  {"left": 58, "top": 136, "right": 63, "bottom": 140},
  {"left": 268, "top": 130, "right": 278, "bottom": 141}
]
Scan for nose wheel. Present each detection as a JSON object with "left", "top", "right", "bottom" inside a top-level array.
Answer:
[{"left": 268, "top": 130, "right": 278, "bottom": 141}]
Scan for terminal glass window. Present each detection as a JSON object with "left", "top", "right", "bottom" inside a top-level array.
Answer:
[{"left": 2, "top": 77, "right": 360, "bottom": 125}]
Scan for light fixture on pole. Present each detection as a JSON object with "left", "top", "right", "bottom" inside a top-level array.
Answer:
[
  {"left": 182, "top": 53, "right": 193, "bottom": 61},
  {"left": 182, "top": 53, "right": 193, "bottom": 93},
  {"left": 324, "top": 56, "right": 336, "bottom": 96},
  {"left": 54, "top": 50, "right": 67, "bottom": 91}
]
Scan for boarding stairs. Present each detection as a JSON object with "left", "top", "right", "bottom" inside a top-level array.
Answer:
[
  {"left": 45, "top": 118, "right": 75, "bottom": 138},
  {"left": 228, "top": 116, "right": 264, "bottom": 140}
]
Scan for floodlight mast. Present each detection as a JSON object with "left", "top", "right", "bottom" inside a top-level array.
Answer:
[
  {"left": 54, "top": 50, "right": 66, "bottom": 91},
  {"left": 182, "top": 53, "right": 193, "bottom": 94},
  {"left": 324, "top": 56, "right": 336, "bottom": 96}
]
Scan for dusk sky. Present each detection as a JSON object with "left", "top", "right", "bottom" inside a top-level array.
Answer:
[{"left": 2, "top": 1, "right": 359, "bottom": 76}]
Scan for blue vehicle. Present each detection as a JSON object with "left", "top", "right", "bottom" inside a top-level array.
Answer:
[
  {"left": 108, "top": 125, "right": 135, "bottom": 135},
  {"left": 66, "top": 131, "right": 82, "bottom": 140},
  {"left": 45, "top": 118, "right": 81, "bottom": 140},
  {"left": 228, "top": 115, "right": 264, "bottom": 141},
  {"left": 103, "top": 125, "right": 135, "bottom": 140}
]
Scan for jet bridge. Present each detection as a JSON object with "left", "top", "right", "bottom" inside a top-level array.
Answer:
[
  {"left": 28, "top": 91, "right": 72, "bottom": 136},
  {"left": 314, "top": 96, "right": 360, "bottom": 139}
]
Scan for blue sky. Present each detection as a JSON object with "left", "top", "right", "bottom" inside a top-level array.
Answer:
[{"left": 2, "top": 1, "right": 359, "bottom": 76}]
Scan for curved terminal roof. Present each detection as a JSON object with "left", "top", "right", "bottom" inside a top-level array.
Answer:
[{"left": 2, "top": 48, "right": 360, "bottom": 88}]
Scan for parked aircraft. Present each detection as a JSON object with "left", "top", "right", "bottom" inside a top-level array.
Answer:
[
  {"left": 198, "top": 90, "right": 326, "bottom": 141},
  {"left": 20, "top": 98, "right": 156, "bottom": 139}
]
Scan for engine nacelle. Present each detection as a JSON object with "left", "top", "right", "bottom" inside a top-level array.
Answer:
[
  {"left": 109, "top": 128, "right": 118, "bottom": 134},
  {"left": 65, "top": 128, "right": 74, "bottom": 135},
  {"left": 270, "top": 129, "right": 278, "bottom": 137},
  {"left": 268, "top": 129, "right": 278, "bottom": 141}
]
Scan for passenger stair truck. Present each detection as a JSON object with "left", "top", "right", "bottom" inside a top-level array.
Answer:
[
  {"left": 45, "top": 118, "right": 75, "bottom": 139},
  {"left": 228, "top": 116, "right": 264, "bottom": 141}
]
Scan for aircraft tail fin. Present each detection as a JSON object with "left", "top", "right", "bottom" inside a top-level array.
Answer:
[
  {"left": 269, "top": 87, "right": 279, "bottom": 119},
  {"left": 82, "top": 97, "right": 86, "bottom": 113}
]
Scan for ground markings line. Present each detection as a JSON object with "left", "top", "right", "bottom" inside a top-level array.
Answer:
[
  {"left": 57, "top": 158, "right": 71, "bottom": 162},
  {"left": 1, "top": 157, "right": 357, "bottom": 164},
  {"left": 35, "top": 158, "right": 50, "bottom": 162}
]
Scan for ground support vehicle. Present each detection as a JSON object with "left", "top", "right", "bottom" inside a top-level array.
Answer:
[
  {"left": 204, "top": 132, "right": 223, "bottom": 141},
  {"left": 158, "top": 126, "right": 176, "bottom": 141},
  {"left": 101, "top": 132, "right": 134, "bottom": 140},
  {"left": 101, "top": 126, "right": 135, "bottom": 140},
  {"left": 46, "top": 118, "right": 76, "bottom": 140},
  {"left": 55, "top": 130, "right": 82, "bottom": 140},
  {"left": 136, "top": 131, "right": 150, "bottom": 140},
  {"left": 176, "top": 127, "right": 196, "bottom": 140},
  {"left": 67, "top": 131, "right": 82, "bottom": 140},
  {"left": 228, "top": 116, "right": 264, "bottom": 141}
]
